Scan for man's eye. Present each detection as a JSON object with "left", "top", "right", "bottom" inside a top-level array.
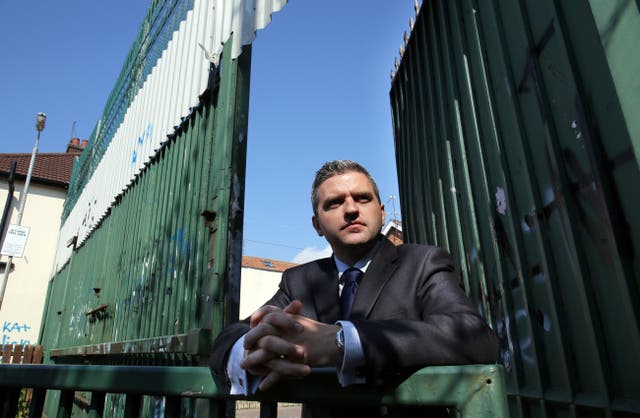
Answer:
[
  {"left": 356, "top": 196, "right": 372, "bottom": 203},
  {"left": 326, "top": 201, "right": 341, "bottom": 209}
]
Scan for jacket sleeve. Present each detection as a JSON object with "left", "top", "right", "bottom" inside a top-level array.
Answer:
[{"left": 351, "top": 246, "right": 499, "bottom": 386}]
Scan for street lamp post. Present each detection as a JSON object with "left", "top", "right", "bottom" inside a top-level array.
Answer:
[{"left": 0, "top": 113, "right": 46, "bottom": 312}]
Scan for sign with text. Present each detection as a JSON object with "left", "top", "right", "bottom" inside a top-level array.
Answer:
[{"left": 1, "top": 225, "right": 30, "bottom": 257}]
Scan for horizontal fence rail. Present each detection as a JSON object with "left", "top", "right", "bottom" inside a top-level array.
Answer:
[{"left": 0, "top": 364, "right": 508, "bottom": 418}]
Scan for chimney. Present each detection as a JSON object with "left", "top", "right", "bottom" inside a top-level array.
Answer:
[{"left": 66, "top": 137, "right": 86, "bottom": 154}]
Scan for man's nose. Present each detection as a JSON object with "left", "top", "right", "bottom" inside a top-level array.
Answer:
[{"left": 344, "top": 198, "right": 358, "bottom": 217}]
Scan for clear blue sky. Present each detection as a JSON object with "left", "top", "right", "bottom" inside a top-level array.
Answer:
[{"left": 0, "top": 1, "right": 414, "bottom": 262}]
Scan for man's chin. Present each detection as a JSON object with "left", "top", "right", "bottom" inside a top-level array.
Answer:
[{"left": 340, "top": 235, "right": 377, "bottom": 249}]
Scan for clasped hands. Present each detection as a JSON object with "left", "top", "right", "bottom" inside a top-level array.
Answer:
[{"left": 240, "top": 300, "right": 340, "bottom": 391}]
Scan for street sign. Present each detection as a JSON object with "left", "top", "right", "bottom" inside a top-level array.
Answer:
[{"left": 1, "top": 225, "right": 31, "bottom": 258}]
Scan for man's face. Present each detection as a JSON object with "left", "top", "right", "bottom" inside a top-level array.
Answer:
[{"left": 312, "top": 171, "right": 385, "bottom": 263}]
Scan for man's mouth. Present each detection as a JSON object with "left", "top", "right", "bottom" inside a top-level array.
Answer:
[{"left": 342, "top": 222, "right": 365, "bottom": 231}]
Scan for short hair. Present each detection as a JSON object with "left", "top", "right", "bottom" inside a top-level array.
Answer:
[{"left": 311, "top": 160, "right": 381, "bottom": 215}]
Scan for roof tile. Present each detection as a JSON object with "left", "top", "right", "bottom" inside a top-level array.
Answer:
[
  {"left": 0, "top": 153, "right": 79, "bottom": 186},
  {"left": 242, "top": 256, "right": 297, "bottom": 272}
]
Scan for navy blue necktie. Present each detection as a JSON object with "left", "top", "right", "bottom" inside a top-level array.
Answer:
[{"left": 340, "top": 268, "right": 363, "bottom": 319}]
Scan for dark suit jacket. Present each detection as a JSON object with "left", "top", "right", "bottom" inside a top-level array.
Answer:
[{"left": 211, "top": 237, "right": 498, "bottom": 416}]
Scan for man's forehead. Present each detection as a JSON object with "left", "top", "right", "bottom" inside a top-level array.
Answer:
[{"left": 318, "top": 171, "right": 374, "bottom": 194}]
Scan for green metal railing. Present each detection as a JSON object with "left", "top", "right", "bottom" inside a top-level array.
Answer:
[{"left": 0, "top": 364, "right": 509, "bottom": 417}]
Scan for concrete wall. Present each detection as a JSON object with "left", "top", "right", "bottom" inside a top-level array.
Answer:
[{"left": 0, "top": 181, "right": 65, "bottom": 346}]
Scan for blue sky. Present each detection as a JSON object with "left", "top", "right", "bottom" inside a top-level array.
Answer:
[{"left": 0, "top": 1, "right": 414, "bottom": 262}]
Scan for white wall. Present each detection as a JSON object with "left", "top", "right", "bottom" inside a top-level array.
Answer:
[
  {"left": 239, "top": 267, "right": 282, "bottom": 319},
  {"left": 0, "top": 180, "right": 65, "bottom": 346}
]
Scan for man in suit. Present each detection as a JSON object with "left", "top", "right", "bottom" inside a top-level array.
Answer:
[{"left": 211, "top": 160, "right": 498, "bottom": 416}]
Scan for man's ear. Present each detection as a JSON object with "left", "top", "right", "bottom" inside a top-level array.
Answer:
[
  {"left": 312, "top": 215, "right": 323, "bottom": 236},
  {"left": 380, "top": 204, "right": 386, "bottom": 225}
]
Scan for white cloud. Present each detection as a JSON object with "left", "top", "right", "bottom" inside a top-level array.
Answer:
[{"left": 292, "top": 245, "right": 332, "bottom": 264}]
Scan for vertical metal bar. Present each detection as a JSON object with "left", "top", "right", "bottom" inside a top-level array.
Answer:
[
  {"left": 224, "top": 40, "right": 252, "bottom": 326},
  {"left": 201, "top": 35, "right": 249, "bottom": 331},
  {"left": 164, "top": 396, "right": 181, "bottom": 418},
  {"left": 88, "top": 391, "right": 106, "bottom": 418},
  {"left": 122, "top": 185, "right": 142, "bottom": 340},
  {"left": 159, "top": 138, "right": 181, "bottom": 337},
  {"left": 126, "top": 139, "right": 148, "bottom": 332},
  {"left": 184, "top": 109, "right": 205, "bottom": 332},
  {"left": 137, "top": 152, "right": 160, "bottom": 339},
  {"left": 259, "top": 401, "right": 278, "bottom": 418},
  {"left": 413, "top": 4, "right": 439, "bottom": 245},
  {"left": 196, "top": 78, "right": 219, "bottom": 332},
  {"left": 28, "top": 388, "right": 46, "bottom": 418},
  {"left": 0, "top": 389, "right": 20, "bottom": 418},
  {"left": 406, "top": 16, "right": 434, "bottom": 246},
  {"left": 147, "top": 147, "right": 169, "bottom": 339},
  {"left": 123, "top": 394, "right": 142, "bottom": 418},
  {"left": 425, "top": 2, "right": 448, "bottom": 248},
  {"left": 179, "top": 114, "right": 201, "bottom": 333},
  {"left": 56, "top": 390, "right": 74, "bottom": 418},
  {"left": 123, "top": 186, "right": 143, "bottom": 341},
  {"left": 168, "top": 122, "right": 189, "bottom": 338}
]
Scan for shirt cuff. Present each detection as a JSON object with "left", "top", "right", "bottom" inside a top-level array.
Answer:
[
  {"left": 227, "top": 335, "right": 261, "bottom": 395},
  {"left": 335, "top": 320, "right": 366, "bottom": 386}
]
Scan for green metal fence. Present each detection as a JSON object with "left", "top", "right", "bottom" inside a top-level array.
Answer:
[
  {"left": 42, "top": 36, "right": 250, "bottom": 351},
  {"left": 390, "top": 0, "right": 640, "bottom": 416},
  {"left": 37, "top": 34, "right": 251, "bottom": 415},
  {"left": 0, "top": 364, "right": 509, "bottom": 418}
]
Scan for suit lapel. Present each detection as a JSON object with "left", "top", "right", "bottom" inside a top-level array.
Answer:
[
  {"left": 350, "top": 239, "right": 400, "bottom": 320},
  {"left": 308, "top": 258, "right": 341, "bottom": 323}
]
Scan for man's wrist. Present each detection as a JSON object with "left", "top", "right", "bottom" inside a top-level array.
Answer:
[
  {"left": 335, "top": 325, "right": 345, "bottom": 366},
  {"left": 334, "top": 320, "right": 366, "bottom": 386}
]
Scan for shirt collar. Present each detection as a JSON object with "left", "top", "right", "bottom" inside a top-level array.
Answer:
[{"left": 333, "top": 240, "right": 381, "bottom": 278}]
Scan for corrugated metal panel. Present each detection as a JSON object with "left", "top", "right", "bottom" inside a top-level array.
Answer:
[
  {"left": 40, "top": 34, "right": 250, "bottom": 353},
  {"left": 55, "top": 0, "right": 287, "bottom": 272},
  {"left": 391, "top": 0, "right": 640, "bottom": 416}
]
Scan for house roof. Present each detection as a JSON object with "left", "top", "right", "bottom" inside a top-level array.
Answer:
[
  {"left": 242, "top": 255, "right": 297, "bottom": 272},
  {"left": 0, "top": 152, "right": 79, "bottom": 187}
]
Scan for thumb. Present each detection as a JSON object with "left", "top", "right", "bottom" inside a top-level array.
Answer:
[{"left": 283, "top": 300, "right": 303, "bottom": 315}]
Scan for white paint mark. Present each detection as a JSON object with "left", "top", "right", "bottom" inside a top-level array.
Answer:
[{"left": 495, "top": 186, "right": 507, "bottom": 215}]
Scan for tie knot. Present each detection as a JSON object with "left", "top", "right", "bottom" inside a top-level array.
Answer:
[{"left": 341, "top": 268, "right": 362, "bottom": 285}]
